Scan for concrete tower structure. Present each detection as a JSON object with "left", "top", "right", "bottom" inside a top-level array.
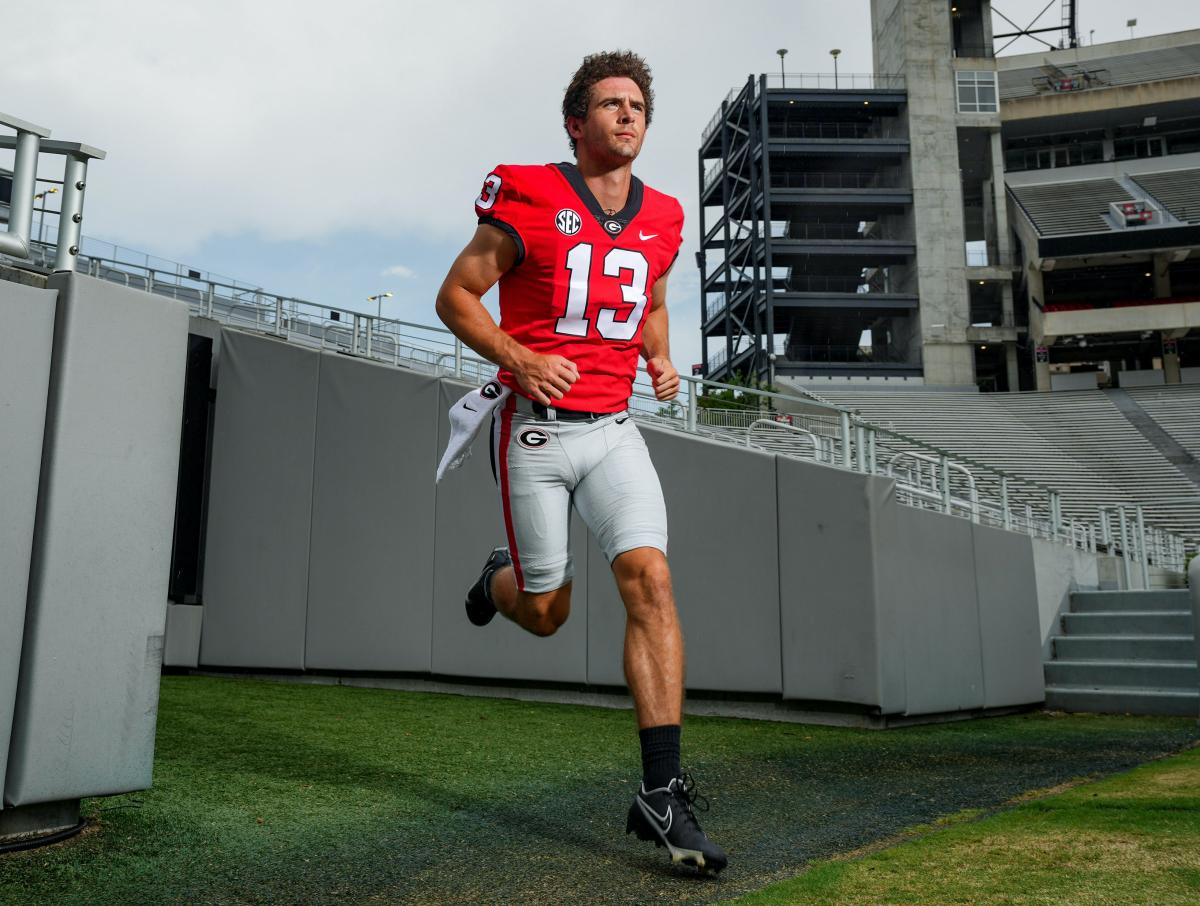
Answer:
[{"left": 870, "top": 0, "right": 1018, "bottom": 390}]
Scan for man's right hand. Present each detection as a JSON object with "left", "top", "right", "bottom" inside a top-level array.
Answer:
[{"left": 512, "top": 351, "right": 579, "bottom": 406}]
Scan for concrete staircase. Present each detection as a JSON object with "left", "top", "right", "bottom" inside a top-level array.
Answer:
[{"left": 1045, "top": 589, "right": 1199, "bottom": 716}]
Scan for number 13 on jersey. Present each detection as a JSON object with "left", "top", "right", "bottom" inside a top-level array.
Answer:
[{"left": 555, "top": 242, "right": 649, "bottom": 342}]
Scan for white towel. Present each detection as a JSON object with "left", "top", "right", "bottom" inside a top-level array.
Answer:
[{"left": 435, "top": 381, "right": 512, "bottom": 482}]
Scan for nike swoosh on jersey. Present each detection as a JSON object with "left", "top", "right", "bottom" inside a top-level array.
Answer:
[{"left": 638, "top": 231, "right": 658, "bottom": 240}]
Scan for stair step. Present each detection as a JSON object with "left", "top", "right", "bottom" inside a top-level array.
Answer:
[
  {"left": 1061, "top": 611, "right": 1194, "bottom": 636},
  {"left": 1053, "top": 635, "right": 1197, "bottom": 662},
  {"left": 1044, "top": 684, "right": 1200, "bottom": 717},
  {"left": 1045, "top": 658, "right": 1199, "bottom": 690},
  {"left": 1070, "top": 590, "right": 1193, "bottom": 613}
]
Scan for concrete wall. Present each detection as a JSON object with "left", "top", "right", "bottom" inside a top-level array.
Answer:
[
  {"left": 4, "top": 274, "right": 188, "bottom": 807},
  {"left": 0, "top": 281, "right": 56, "bottom": 804},
  {"left": 196, "top": 327, "right": 1048, "bottom": 716},
  {"left": 1030, "top": 538, "right": 1118, "bottom": 659},
  {"left": 872, "top": 0, "right": 976, "bottom": 387}
]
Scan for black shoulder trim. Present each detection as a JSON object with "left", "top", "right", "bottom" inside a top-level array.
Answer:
[
  {"left": 553, "top": 161, "right": 644, "bottom": 231},
  {"left": 478, "top": 215, "right": 525, "bottom": 266}
]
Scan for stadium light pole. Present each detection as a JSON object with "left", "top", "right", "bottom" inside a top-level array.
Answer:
[
  {"left": 830, "top": 49, "right": 841, "bottom": 89},
  {"left": 777, "top": 48, "right": 787, "bottom": 88},
  {"left": 368, "top": 291, "right": 393, "bottom": 320},
  {"left": 34, "top": 186, "right": 58, "bottom": 247}
]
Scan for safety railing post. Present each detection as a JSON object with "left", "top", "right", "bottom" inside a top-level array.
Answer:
[
  {"left": 940, "top": 455, "right": 951, "bottom": 514},
  {"left": 352, "top": 314, "right": 361, "bottom": 354},
  {"left": 855, "top": 425, "right": 866, "bottom": 473},
  {"left": 867, "top": 429, "right": 876, "bottom": 474},
  {"left": 686, "top": 386, "right": 697, "bottom": 432},
  {"left": 1118, "top": 506, "right": 1132, "bottom": 589},
  {"left": 53, "top": 153, "right": 90, "bottom": 272},
  {"left": 454, "top": 338, "right": 463, "bottom": 378},
  {"left": 1001, "top": 477, "right": 1011, "bottom": 531},
  {"left": 364, "top": 314, "right": 374, "bottom": 355},
  {"left": 839, "top": 412, "right": 852, "bottom": 469},
  {"left": 1099, "top": 509, "right": 1111, "bottom": 548},
  {"left": 1136, "top": 506, "right": 1150, "bottom": 590},
  {"left": 275, "top": 296, "right": 285, "bottom": 337}
]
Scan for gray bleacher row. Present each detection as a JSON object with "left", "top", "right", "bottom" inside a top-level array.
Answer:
[
  {"left": 1131, "top": 168, "right": 1200, "bottom": 225},
  {"left": 196, "top": 327, "right": 1045, "bottom": 716},
  {"left": 812, "top": 388, "right": 1200, "bottom": 552},
  {"left": 1125, "top": 385, "right": 1200, "bottom": 462},
  {"left": 1008, "top": 178, "right": 1132, "bottom": 236},
  {"left": 999, "top": 43, "right": 1200, "bottom": 101}
]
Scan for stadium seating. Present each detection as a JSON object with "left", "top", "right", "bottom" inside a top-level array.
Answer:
[
  {"left": 1008, "top": 178, "right": 1132, "bottom": 236},
  {"left": 810, "top": 387, "right": 1200, "bottom": 550},
  {"left": 1130, "top": 168, "right": 1200, "bottom": 224},
  {"left": 1124, "top": 384, "right": 1200, "bottom": 461},
  {"left": 999, "top": 44, "right": 1200, "bottom": 100}
]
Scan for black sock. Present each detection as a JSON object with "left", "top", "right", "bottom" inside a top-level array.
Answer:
[{"left": 639, "top": 724, "right": 681, "bottom": 791}]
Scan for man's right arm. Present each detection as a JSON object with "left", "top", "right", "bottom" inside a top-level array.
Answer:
[{"left": 435, "top": 224, "right": 578, "bottom": 406}]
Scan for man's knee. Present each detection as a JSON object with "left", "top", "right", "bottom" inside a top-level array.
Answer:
[
  {"left": 614, "top": 549, "right": 674, "bottom": 620},
  {"left": 517, "top": 586, "right": 571, "bottom": 637}
]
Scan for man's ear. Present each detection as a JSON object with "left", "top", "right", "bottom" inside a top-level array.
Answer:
[{"left": 565, "top": 115, "right": 584, "bottom": 141}]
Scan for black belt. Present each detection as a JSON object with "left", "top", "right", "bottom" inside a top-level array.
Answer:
[{"left": 531, "top": 401, "right": 619, "bottom": 421}]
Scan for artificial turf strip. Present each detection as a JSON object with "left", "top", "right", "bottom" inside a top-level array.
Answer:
[
  {"left": 0, "top": 676, "right": 1196, "bottom": 906},
  {"left": 729, "top": 738, "right": 1200, "bottom": 906}
]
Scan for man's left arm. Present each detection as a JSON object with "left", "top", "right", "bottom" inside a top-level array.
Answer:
[{"left": 641, "top": 263, "right": 679, "bottom": 402}]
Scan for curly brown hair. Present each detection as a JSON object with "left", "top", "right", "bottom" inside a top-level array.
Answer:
[{"left": 562, "top": 50, "right": 654, "bottom": 155}]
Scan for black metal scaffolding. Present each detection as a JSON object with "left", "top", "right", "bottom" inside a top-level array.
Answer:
[{"left": 698, "top": 73, "right": 918, "bottom": 385}]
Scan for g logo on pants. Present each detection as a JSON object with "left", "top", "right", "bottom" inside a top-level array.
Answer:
[{"left": 518, "top": 429, "right": 549, "bottom": 449}]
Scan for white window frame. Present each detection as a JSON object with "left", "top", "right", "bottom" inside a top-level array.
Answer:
[{"left": 956, "top": 71, "right": 998, "bottom": 114}]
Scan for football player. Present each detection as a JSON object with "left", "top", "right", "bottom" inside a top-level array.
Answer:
[{"left": 435, "top": 50, "right": 726, "bottom": 875}]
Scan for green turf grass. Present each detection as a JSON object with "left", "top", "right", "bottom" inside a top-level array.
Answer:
[
  {"left": 0, "top": 676, "right": 1196, "bottom": 905},
  {"left": 729, "top": 737, "right": 1200, "bottom": 905}
]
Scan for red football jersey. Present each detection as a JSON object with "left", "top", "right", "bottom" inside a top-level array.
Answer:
[{"left": 474, "top": 162, "right": 684, "bottom": 412}]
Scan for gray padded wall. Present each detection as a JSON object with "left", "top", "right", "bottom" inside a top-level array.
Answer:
[
  {"left": 304, "top": 354, "right": 440, "bottom": 672},
  {"left": 5, "top": 274, "right": 188, "bottom": 806},
  {"left": 971, "top": 522, "right": 1045, "bottom": 707},
  {"left": 430, "top": 379, "right": 590, "bottom": 683},
  {"left": 0, "top": 281, "right": 56, "bottom": 802},
  {"left": 877, "top": 504, "right": 986, "bottom": 716},
  {"left": 200, "top": 329, "right": 319, "bottom": 669},
  {"left": 586, "top": 426, "right": 782, "bottom": 693},
  {"left": 777, "top": 458, "right": 891, "bottom": 707}
]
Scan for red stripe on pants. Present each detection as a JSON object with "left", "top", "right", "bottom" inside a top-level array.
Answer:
[{"left": 497, "top": 396, "right": 524, "bottom": 591}]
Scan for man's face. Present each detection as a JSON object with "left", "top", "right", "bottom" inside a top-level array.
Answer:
[{"left": 569, "top": 76, "right": 646, "bottom": 163}]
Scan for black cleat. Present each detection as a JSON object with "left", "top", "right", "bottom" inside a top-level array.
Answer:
[
  {"left": 626, "top": 773, "right": 728, "bottom": 875},
  {"left": 465, "top": 547, "right": 510, "bottom": 626}
]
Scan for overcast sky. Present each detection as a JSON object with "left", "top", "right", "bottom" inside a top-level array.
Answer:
[{"left": 5, "top": 0, "right": 1197, "bottom": 373}]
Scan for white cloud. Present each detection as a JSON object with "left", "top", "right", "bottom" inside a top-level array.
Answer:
[{"left": 382, "top": 265, "right": 416, "bottom": 279}]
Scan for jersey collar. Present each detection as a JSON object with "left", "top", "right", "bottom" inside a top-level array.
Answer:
[{"left": 553, "top": 162, "right": 644, "bottom": 236}]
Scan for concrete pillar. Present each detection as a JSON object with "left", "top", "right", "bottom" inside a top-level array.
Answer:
[
  {"left": 1153, "top": 253, "right": 1171, "bottom": 299},
  {"left": 1034, "top": 354, "right": 1051, "bottom": 392},
  {"left": 1163, "top": 345, "right": 1182, "bottom": 384},
  {"left": 1005, "top": 343, "right": 1021, "bottom": 391}
]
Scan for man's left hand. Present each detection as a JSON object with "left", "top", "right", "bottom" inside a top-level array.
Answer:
[{"left": 647, "top": 356, "right": 679, "bottom": 401}]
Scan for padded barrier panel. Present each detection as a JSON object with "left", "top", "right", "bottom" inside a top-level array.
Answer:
[
  {"left": 5, "top": 274, "right": 188, "bottom": 806},
  {"left": 586, "top": 425, "right": 782, "bottom": 694},
  {"left": 971, "top": 522, "right": 1046, "bottom": 708},
  {"left": 430, "top": 379, "right": 589, "bottom": 683},
  {"left": 0, "top": 281, "right": 57, "bottom": 802},
  {"left": 200, "top": 329, "right": 319, "bottom": 669},
  {"left": 304, "top": 353, "right": 440, "bottom": 672},
  {"left": 878, "top": 503, "right": 986, "bottom": 716},
  {"left": 777, "top": 457, "right": 892, "bottom": 708}
]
